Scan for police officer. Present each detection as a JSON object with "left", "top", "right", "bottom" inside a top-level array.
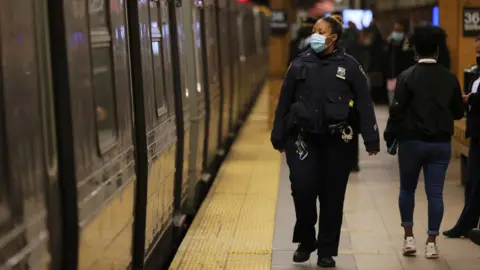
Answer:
[
  {"left": 271, "top": 16, "right": 380, "bottom": 268},
  {"left": 444, "top": 36, "right": 480, "bottom": 239}
]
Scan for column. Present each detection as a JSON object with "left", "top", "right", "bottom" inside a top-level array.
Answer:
[{"left": 268, "top": 0, "right": 294, "bottom": 128}]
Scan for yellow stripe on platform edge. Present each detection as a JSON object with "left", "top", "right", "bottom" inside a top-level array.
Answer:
[{"left": 169, "top": 87, "right": 282, "bottom": 270}]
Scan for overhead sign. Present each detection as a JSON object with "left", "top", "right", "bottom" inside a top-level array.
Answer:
[
  {"left": 463, "top": 7, "right": 480, "bottom": 37},
  {"left": 269, "top": 10, "right": 288, "bottom": 35}
]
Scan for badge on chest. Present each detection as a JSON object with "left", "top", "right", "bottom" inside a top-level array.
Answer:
[{"left": 336, "top": 67, "right": 346, "bottom": 80}]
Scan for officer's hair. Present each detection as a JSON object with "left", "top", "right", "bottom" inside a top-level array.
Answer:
[
  {"left": 411, "top": 24, "right": 444, "bottom": 57},
  {"left": 322, "top": 16, "right": 343, "bottom": 45}
]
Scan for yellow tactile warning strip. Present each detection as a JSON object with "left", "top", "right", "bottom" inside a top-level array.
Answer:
[{"left": 169, "top": 87, "right": 282, "bottom": 270}]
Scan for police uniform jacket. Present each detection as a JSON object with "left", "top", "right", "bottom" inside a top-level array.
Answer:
[
  {"left": 271, "top": 48, "right": 380, "bottom": 152},
  {"left": 467, "top": 89, "right": 480, "bottom": 139}
]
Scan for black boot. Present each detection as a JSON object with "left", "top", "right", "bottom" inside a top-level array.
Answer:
[
  {"left": 443, "top": 228, "right": 469, "bottom": 238},
  {"left": 469, "top": 229, "right": 480, "bottom": 246},
  {"left": 317, "top": 256, "right": 336, "bottom": 268},
  {"left": 293, "top": 243, "right": 317, "bottom": 263}
]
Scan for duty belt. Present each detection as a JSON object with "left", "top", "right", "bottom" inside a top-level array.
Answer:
[{"left": 328, "top": 121, "right": 354, "bottom": 143}]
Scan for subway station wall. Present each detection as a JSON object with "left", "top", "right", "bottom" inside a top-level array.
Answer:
[{"left": 440, "top": 0, "right": 480, "bottom": 90}]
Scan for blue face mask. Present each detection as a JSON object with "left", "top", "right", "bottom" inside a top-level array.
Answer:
[
  {"left": 309, "top": 33, "right": 328, "bottom": 53},
  {"left": 391, "top": 32, "right": 404, "bottom": 41}
]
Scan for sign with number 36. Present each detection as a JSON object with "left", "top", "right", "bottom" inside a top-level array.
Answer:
[{"left": 464, "top": 7, "right": 480, "bottom": 37}]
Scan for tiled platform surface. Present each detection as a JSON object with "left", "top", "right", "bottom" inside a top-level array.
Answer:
[
  {"left": 170, "top": 87, "right": 282, "bottom": 269},
  {"left": 272, "top": 106, "right": 480, "bottom": 270}
]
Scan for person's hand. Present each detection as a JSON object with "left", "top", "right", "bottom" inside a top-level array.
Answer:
[
  {"left": 368, "top": 150, "right": 379, "bottom": 156},
  {"left": 463, "top": 93, "right": 472, "bottom": 104}
]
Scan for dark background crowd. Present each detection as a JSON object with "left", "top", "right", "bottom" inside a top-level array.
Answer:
[{"left": 289, "top": 12, "right": 452, "bottom": 105}]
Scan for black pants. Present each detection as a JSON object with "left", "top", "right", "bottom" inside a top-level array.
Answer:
[
  {"left": 285, "top": 132, "right": 355, "bottom": 257},
  {"left": 452, "top": 138, "right": 480, "bottom": 231}
]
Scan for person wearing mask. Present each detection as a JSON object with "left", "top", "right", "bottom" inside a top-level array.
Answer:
[
  {"left": 385, "top": 20, "right": 416, "bottom": 106},
  {"left": 384, "top": 25, "right": 464, "bottom": 259},
  {"left": 443, "top": 36, "right": 480, "bottom": 239},
  {"left": 271, "top": 16, "right": 380, "bottom": 268},
  {"left": 343, "top": 22, "right": 361, "bottom": 59}
]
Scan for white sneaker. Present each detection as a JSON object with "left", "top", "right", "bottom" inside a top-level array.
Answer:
[
  {"left": 425, "top": 242, "right": 439, "bottom": 259},
  {"left": 403, "top": 237, "right": 417, "bottom": 256}
]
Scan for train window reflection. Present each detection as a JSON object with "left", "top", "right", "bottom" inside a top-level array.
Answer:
[
  {"left": 149, "top": 0, "right": 167, "bottom": 113},
  {"left": 159, "top": 0, "right": 174, "bottom": 115},
  {"left": 88, "top": 0, "right": 118, "bottom": 152},
  {"left": 91, "top": 47, "right": 118, "bottom": 150},
  {"left": 89, "top": 0, "right": 107, "bottom": 28}
]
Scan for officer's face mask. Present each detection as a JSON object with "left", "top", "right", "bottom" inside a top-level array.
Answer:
[
  {"left": 309, "top": 33, "right": 334, "bottom": 53},
  {"left": 476, "top": 55, "right": 480, "bottom": 66},
  {"left": 391, "top": 31, "right": 404, "bottom": 41}
]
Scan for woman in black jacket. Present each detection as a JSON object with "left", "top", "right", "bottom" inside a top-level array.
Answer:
[{"left": 384, "top": 25, "right": 464, "bottom": 259}]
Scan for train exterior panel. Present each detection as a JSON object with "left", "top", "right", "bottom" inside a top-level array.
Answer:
[
  {"left": 202, "top": 0, "right": 222, "bottom": 174},
  {"left": 0, "top": 0, "right": 269, "bottom": 269}
]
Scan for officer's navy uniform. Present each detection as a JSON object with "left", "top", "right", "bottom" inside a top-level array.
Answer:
[
  {"left": 271, "top": 48, "right": 380, "bottom": 257},
  {"left": 444, "top": 76, "right": 480, "bottom": 237}
]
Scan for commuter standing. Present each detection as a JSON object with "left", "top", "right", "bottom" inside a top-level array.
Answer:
[
  {"left": 443, "top": 36, "right": 480, "bottom": 239},
  {"left": 385, "top": 20, "right": 416, "bottom": 106},
  {"left": 343, "top": 22, "right": 361, "bottom": 60},
  {"left": 271, "top": 16, "right": 380, "bottom": 268},
  {"left": 384, "top": 25, "right": 464, "bottom": 259},
  {"left": 364, "top": 14, "right": 386, "bottom": 104}
]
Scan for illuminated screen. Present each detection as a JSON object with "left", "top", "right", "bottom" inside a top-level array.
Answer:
[
  {"left": 432, "top": 6, "right": 439, "bottom": 26},
  {"left": 342, "top": 9, "right": 373, "bottom": 30}
]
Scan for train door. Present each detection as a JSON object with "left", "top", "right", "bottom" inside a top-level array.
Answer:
[
  {"left": 216, "top": 0, "right": 231, "bottom": 153},
  {"left": 173, "top": 0, "right": 193, "bottom": 208},
  {"left": 0, "top": 0, "right": 63, "bottom": 268},
  {"left": 52, "top": 0, "right": 137, "bottom": 268},
  {"left": 236, "top": 7, "right": 247, "bottom": 122},
  {"left": 141, "top": 0, "right": 178, "bottom": 266},
  {"left": 184, "top": 0, "right": 207, "bottom": 212},
  {"left": 244, "top": 9, "right": 255, "bottom": 108},
  {"left": 201, "top": 0, "right": 221, "bottom": 176},
  {"left": 229, "top": 1, "right": 241, "bottom": 131}
]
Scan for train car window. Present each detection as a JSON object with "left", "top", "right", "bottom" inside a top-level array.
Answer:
[
  {"left": 88, "top": 0, "right": 118, "bottom": 151},
  {"left": 89, "top": 0, "right": 108, "bottom": 27},
  {"left": 149, "top": 0, "right": 167, "bottom": 115},
  {"left": 159, "top": 0, "right": 175, "bottom": 115}
]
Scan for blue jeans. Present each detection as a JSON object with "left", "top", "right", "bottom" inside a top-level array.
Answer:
[{"left": 398, "top": 141, "right": 451, "bottom": 236}]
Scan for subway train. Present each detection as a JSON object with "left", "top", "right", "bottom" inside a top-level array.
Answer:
[{"left": 0, "top": 0, "right": 269, "bottom": 269}]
